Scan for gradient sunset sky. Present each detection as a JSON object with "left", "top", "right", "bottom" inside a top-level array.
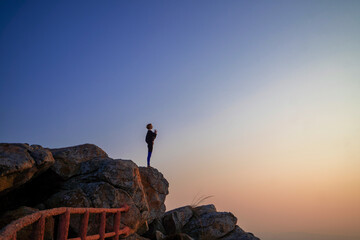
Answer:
[{"left": 1, "top": 1, "right": 359, "bottom": 239}]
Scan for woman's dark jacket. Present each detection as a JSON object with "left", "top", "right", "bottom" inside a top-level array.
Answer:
[{"left": 145, "top": 130, "right": 157, "bottom": 151}]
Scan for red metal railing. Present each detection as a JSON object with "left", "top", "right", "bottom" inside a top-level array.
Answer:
[{"left": 0, "top": 205, "right": 131, "bottom": 240}]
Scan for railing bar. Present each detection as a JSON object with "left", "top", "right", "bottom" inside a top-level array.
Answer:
[
  {"left": 105, "top": 232, "right": 116, "bottom": 237},
  {"left": 112, "top": 211, "right": 121, "bottom": 240},
  {"left": 99, "top": 212, "right": 106, "bottom": 240},
  {"left": 80, "top": 210, "right": 89, "bottom": 240},
  {"left": 85, "top": 234, "right": 100, "bottom": 240},
  {"left": 57, "top": 209, "right": 70, "bottom": 240},
  {"left": 118, "top": 226, "right": 131, "bottom": 236},
  {"left": 33, "top": 214, "right": 46, "bottom": 240},
  {"left": 68, "top": 231, "right": 116, "bottom": 240}
]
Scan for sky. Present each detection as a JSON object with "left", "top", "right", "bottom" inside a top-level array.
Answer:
[{"left": 1, "top": 1, "right": 360, "bottom": 239}]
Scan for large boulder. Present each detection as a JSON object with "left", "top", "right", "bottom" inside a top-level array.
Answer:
[
  {"left": 49, "top": 144, "right": 108, "bottom": 179},
  {"left": 0, "top": 143, "right": 54, "bottom": 195},
  {"left": 162, "top": 206, "right": 193, "bottom": 235},
  {"left": 139, "top": 167, "right": 169, "bottom": 223},
  {"left": 182, "top": 205, "right": 237, "bottom": 240}
]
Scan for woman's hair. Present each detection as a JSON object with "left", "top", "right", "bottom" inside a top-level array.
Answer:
[{"left": 146, "top": 123, "right": 153, "bottom": 129}]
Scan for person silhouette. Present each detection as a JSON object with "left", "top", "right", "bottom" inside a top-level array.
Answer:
[{"left": 145, "top": 123, "right": 157, "bottom": 167}]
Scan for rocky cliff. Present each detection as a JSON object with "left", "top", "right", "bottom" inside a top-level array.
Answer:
[{"left": 0, "top": 143, "right": 259, "bottom": 240}]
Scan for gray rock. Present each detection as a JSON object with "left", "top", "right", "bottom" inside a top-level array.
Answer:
[
  {"left": 44, "top": 188, "right": 91, "bottom": 208},
  {"left": 183, "top": 208, "right": 237, "bottom": 240},
  {"left": 162, "top": 206, "right": 193, "bottom": 234},
  {"left": 49, "top": 143, "right": 107, "bottom": 179},
  {"left": 139, "top": 167, "right": 169, "bottom": 223},
  {"left": 96, "top": 159, "right": 149, "bottom": 213},
  {"left": 0, "top": 143, "right": 54, "bottom": 194}
]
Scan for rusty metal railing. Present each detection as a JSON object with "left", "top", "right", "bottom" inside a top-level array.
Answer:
[{"left": 0, "top": 205, "right": 131, "bottom": 240}]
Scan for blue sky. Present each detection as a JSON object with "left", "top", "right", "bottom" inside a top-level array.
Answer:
[
  {"left": 1, "top": 1, "right": 360, "bottom": 239},
  {"left": 1, "top": 0, "right": 358, "bottom": 149}
]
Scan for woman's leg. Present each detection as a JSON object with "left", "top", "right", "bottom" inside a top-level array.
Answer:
[
  {"left": 147, "top": 151, "right": 152, "bottom": 167},
  {"left": 147, "top": 144, "right": 153, "bottom": 167}
]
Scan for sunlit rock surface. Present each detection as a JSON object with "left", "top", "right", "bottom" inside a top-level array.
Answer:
[
  {"left": 49, "top": 143, "right": 108, "bottom": 179},
  {"left": 0, "top": 143, "right": 54, "bottom": 194}
]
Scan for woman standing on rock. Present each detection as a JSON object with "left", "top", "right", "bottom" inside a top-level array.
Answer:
[{"left": 145, "top": 123, "right": 157, "bottom": 167}]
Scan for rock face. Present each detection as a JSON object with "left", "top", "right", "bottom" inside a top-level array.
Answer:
[
  {"left": 139, "top": 167, "right": 169, "bottom": 223},
  {"left": 50, "top": 144, "right": 108, "bottom": 179},
  {"left": 45, "top": 158, "right": 151, "bottom": 235},
  {"left": 0, "top": 143, "right": 260, "bottom": 240},
  {"left": 0, "top": 143, "right": 54, "bottom": 195}
]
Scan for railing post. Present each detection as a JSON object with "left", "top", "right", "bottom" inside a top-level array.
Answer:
[
  {"left": 57, "top": 210, "right": 70, "bottom": 240},
  {"left": 99, "top": 212, "right": 106, "bottom": 240},
  {"left": 80, "top": 210, "right": 89, "bottom": 240},
  {"left": 33, "top": 214, "right": 46, "bottom": 240},
  {"left": 112, "top": 211, "right": 121, "bottom": 240}
]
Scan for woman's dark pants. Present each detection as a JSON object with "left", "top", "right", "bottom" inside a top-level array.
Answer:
[{"left": 147, "top": 144, "right": 153, "bottom": 167}]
